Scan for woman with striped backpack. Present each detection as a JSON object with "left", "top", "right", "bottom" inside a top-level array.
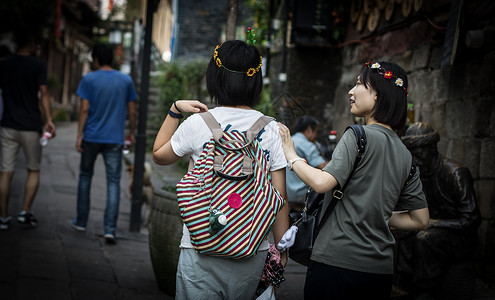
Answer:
[{"left": 152, "top": 40, "right": 289, "bottom": 300}]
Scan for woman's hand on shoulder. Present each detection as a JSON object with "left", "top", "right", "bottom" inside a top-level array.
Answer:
[
  {"left": 173, "top": 100, "right": 208, "bottom": 114},
  {"left": 277, "top": 122, "right": 298, "bottom": 161}
]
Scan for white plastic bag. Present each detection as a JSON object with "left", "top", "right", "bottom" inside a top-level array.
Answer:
[{"left": 256, "top": 285, "right": 276, "bottom": 300}]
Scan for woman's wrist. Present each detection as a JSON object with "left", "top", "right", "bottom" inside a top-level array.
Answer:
[
  {"left": 173, "top": 101, "right": 183, "bottom": 113},
  {"left": 168, "top": 109, "right": 183, "bottom": 119},
  {"left": 170, "top": 101, "right": 181, "bottom": 114},
  {"left": 168, "top": 101, "right": 184, "bottom": 119},
  {"left": 287, "top": 154, "right": 298, "bottom": 160},
  {"left": 288, "top": 157, "right": 307, "bottom": 171}
]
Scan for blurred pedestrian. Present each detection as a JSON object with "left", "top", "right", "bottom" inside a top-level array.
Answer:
[
  {"left": 0, "top": 44, "right": 12, "bottom": 157},
  {"left": 285, "top": 115, "right": 328, "bottom": 212},
  {"left": 72, "top": 44, "right": 137, "bottom": 244},
  {"left": 0, "top": 44, "right": 12, "bottom": 127},
  {"left": 0, "top": 33, "right": 55, "bottom": 230}
]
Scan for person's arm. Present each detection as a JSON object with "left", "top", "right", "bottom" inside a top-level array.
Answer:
[
  {"left": 428, "top": 218, "right": 464, "bottom": 229},
  {"left": 76, "top": 98, "right": 89, "bottom": 153},
  {"left": 152, "top": 100, "right": 208, "bottom": 165},
  {"left": 39, "top": 84, "right": 56, "bottom": 136},
  {"left": 305, "top": 141, "right": 328, "bottom": 169},
  {"left": 317, "top": 161, "right": 329, "bottom": 169},
  {"left": 127, "top": 100, "right": 137, "bottom": 145},
  {"left": 389, "top": 208, "right": 430, "bottom": 230},
  {"left": 270, "top": 168, "right": 289, "bottom": 266},
  {"left": 279, "top": 122, "right": 337, "bottom": 193}
]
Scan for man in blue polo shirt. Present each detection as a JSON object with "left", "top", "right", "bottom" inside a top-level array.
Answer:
[
  {"left": 286, "top": 115, "right": 328, "bottom": 212},
  {"left": 72, "top": 44, "right": 137, "bottom": 244}
]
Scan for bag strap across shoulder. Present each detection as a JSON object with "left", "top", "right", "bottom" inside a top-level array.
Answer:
[
  {"left": 403, "top": 158, "right": 417, "bottom": 188},
  {"left": 316, "top": 125, "right": 366, "bottom": 233},
  {"left": 347, "top": 124, "right": 367, "bottom": 158}
]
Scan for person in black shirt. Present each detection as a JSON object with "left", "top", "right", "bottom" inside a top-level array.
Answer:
[{"left": 0, "top": 33, "right": 55, "bottom": 230}]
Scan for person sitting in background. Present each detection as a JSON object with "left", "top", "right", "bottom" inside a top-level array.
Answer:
[{"left": 285, "top": 115, "right": 328, "bottom": 212}]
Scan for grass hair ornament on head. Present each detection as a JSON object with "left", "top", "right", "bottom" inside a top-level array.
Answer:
[
  {"left": 212, "top": 27, "right": 262, "bottom": 77},
  {"left": 246, "top": 27, "right": 256, "bottom": 45}
]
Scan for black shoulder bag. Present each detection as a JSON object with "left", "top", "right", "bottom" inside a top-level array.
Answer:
[{"left": 288, "top": 125, "right": 367, "bottom": 266}]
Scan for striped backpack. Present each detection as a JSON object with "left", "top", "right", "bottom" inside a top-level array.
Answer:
[{"left": 176, "top": 111, "right": 285, "bottom": 259}]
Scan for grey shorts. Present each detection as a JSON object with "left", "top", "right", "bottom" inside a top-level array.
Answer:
[
  {"left": 1, "top": 127, "right": 42, "bottom": 171},
  {"left": 175, "top": 248, "right": 267, "bottom": 300}
]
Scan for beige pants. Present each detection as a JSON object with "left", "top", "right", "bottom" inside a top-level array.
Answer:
[{"left": 1, "top": 127, "right": 42, "bottom": 171}]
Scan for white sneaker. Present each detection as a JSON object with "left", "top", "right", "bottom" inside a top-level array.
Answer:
[
  {"left": 71, "top": 220, "right": 86, "bottom": 232},
  {"left": 17, "top": 211, "right": 37, "bottom": 227},
  {"left": 104, "top": 233, "right": 116, "bottom": 244},
  {"left": 0, "top": 216, "right": 12, "bottom": 230}
]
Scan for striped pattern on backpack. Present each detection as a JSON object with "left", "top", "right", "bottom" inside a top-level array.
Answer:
[{"left": 176, "top": 112, "right": 285, "bottom": 259}]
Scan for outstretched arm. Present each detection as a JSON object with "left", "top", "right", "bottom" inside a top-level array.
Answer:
[
  {"left": 278, "top": 122, "right": 337, "bottom": 193},
  {"left": 152, "top": 100, "right": 208, "bottom": 165}
]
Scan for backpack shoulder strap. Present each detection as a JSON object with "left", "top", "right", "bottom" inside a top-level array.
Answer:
[
  {"left": 200, "top": 111, "right": 273, "bottom": 145},
  {"left": 199, "top": 111, "right": 223, "bottom": 142},
  {"left": 246, "top": 116, "right": 274, "bottom": 143}
]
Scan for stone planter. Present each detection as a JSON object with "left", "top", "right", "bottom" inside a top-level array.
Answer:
[{"left": 148, "top": 189, "right": 183, "bottom": 296}]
